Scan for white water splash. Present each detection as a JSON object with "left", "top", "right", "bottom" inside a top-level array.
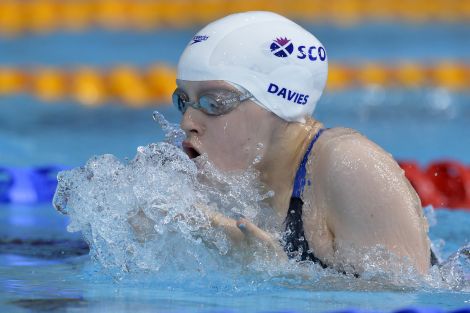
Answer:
[{"left": 52, "top": 112, "right": 470, "bottom": 291}]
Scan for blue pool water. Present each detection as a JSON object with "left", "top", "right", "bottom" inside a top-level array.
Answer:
[
  {"left": 0, "top": 203, "right": 469, "bottom": 313},
  {"left": 1, "top": 22, "right": 470, "bottom": 312}
]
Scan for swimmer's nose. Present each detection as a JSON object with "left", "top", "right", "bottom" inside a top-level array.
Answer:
[{"left": 180, "top": 107, "right": 204, "bottom": 136}]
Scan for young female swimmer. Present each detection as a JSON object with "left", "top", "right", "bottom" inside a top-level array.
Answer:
[{"left": 170, "top": 11, "right": 433, "bottom": 275}]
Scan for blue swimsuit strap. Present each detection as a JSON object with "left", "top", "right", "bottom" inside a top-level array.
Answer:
[{"left": 292, "top": 128, "right": 325, "bottom": 198}]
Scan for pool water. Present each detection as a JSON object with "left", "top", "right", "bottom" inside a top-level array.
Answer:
[
  {"left": 0, "top": 99, "right": 469, "bottom": 312},
  {"left": 1, "top": 22, "right": 470, "bottom": 313},
  {"left": 0, "top": 203, "right": 469, "bottom": 313}
]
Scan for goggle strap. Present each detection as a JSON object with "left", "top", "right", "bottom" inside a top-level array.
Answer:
[{"left": 238, "top": 92, "right": 253, "bottom": 102}]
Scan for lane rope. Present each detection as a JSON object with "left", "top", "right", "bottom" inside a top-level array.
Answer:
[
  {"left": 2, "top": 161, "right": 470, "bottom": 208},
  {"left": 399, "top": 161, "right": 470, "bottom": 209},
  {"left": 0, "top": 63, "right": 469, "bottom": 107},
  {"left": 1, "top": 0, "right": 470, "bottom": 36}
]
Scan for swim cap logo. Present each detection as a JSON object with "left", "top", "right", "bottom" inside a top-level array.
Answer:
[
  {"left": 267, "top": 83, "right": 309, "bottom": 105},
  {"left": 190, "top": 35, "right": 209, "bottom": 45},
  {"left": 269, "top": 36, "right": 327, "bottom": 62},
  {"left": 270, "top": 37, "right": 294, "bottom": 58}
]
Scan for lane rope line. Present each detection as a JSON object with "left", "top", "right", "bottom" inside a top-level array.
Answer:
[{"left": 0, "top": 62, "right": 469, "bottom": 107}]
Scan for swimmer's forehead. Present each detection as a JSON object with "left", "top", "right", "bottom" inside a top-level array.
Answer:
[{"left": 176, "top": 79, "right": 239, "bottom": 95}]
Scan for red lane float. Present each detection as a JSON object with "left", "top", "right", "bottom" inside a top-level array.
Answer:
[
  {"left": 399, "top": 160, "right": 470, "bottom": 210},
  {"left": 1, "top": 162, "right": 470, "bottom": 209}
]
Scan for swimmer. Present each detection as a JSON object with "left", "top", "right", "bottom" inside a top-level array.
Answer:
[{"left": 171, "top": 11, "right": 432, "bottom": 275}]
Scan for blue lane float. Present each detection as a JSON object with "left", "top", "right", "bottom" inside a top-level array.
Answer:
[
  {"left": 262, "top": 308, "right": 470, "bottom": 313},
  {"left": 1, "top": 163, "right": 470, "bottom": 210},
  {"left": 390, "top": 309, "right": 470, "bottom": 313},
  {"left": 327, "top": 309, "right": 470, "bottom": 313},
  {"left": 0, "top": 166, "right": 67, "bottom": 204}
]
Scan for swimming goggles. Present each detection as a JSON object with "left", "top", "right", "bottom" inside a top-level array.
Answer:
[{"left": 172, "top": 87, "right": 255, "bottom": 116}]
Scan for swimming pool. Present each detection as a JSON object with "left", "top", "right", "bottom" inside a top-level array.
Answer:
[
  {"left": 0, "top": 202, "right": 469, "bottom": 313},
  {"left": 1, "top": 21, "right": 470, "bottom": 313}
]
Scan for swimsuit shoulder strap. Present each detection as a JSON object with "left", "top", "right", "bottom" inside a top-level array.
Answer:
[
  {"left": 291, "top": 128, "right": 325, "bottom": 198},
  {"left": 283, "top": 128, "right": 327, "bottom": 266}
]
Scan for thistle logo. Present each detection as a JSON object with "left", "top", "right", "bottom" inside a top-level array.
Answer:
[
  {"left": 270, "top": 37, "right": 294, "bottom": 58},
  {"left": 269, "top": 36, "right": 327, "bottom": 62}
]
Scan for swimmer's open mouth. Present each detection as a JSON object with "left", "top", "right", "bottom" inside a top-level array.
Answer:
[{"left": 182, "top": 142, "right": 201, "bottom": 159}]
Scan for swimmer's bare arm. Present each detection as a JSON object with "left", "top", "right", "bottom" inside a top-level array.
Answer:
[
  {"left": 125, "top": 206, "right": 248, "bottom": 244},
  {"left": 127, "top": 208, "right": 157, "bottom": 243},
  {"left": 127, "top": 205, "right": 286, "bottom": 259},
  {"left": 196, "top": 204, "right": 287, "bottom": 259},
  {"left": 309, "top": 130, "right": 430, "bottom": 274}
]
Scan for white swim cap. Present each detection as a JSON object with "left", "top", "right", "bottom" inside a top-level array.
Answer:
[{"left": 177, "top": 11, "right": 328, "bottom": 123}]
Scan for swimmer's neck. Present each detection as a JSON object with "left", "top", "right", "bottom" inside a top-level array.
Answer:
[{"left": 256, "top": 117, "right": 324, "bottom": 222}]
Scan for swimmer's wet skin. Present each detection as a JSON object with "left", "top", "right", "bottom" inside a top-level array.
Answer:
[{"left": 171, "top": 11, "right": 433, "bottom": 275}]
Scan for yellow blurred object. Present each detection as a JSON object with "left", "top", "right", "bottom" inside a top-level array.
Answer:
[
  {"left": 156, "top": 0, "right": 193, "bottom": 27},
  {"left": 327, "top": 65, "right": 353, "bottom": 90},
  {"left": 0, "top": 0, "right": 469, "bottom": 36},
  {"left": 96, "top": 0, "right": 130, "bottom": 29},
  {"left": 362, "top": 0, "right": 392, "bottom": 20},
  {"left": 146, "top": 64, "right": 177, "bottom": 104},
  {"left": 60, "top": 1, "right": 94, "bottom": 31},
  {"left": 435, "top": 0, "right": 459, "bottom": 22},
  {"left": 128, "top": 1, "right": 160, "bottom": 30},
  {"left": 290, "top": 0, "right": 325, "bottom": 21},
  {"left": 32, "top": 68, "right": 66, "bottom": 102},
  {"left": 395, "top": 0, "right": 419, "bottom": 22},
  {"left": 108, "top": 66, "right": 150, "bottom": 106},
  {"left": 432, "top": 62, "right": 468, "bottom": 90},
  {"left": 457, "top": 0, "right": 470, "bottom": 19},
  {"left": 395, "top": 63, "right": 426, "bottom": 88},
  {"left": 417, "top": 0, "right": 440, "bottom": 21},
  {"left": 227, "top": 0, "right": 257, "bottom": 15},
  {"left": 358, "top": 63, "right": 390, "bottom": 86},
  {"left": 0, "top": 68, "right": 25, "bottom": 94},
  {"left": 72, "top": 68, "right": 107, "bottom": 106},
  {"left": 0, "top": 1, "right": 25, "bottom": 36},
  {"left": 190, "top": 0, "right": 227, "bottom": 24},
  {"left": 26, "top": 0, "right": 58, "bottom": 33},
  {"left": 255, "top": 0, "right": 287, "bottom": 17},
  {"left": 330, "top": 0, "right": 362, "bottom": 25},
  {"left": 0, "top": 63, "right": 467, "bottom": 107}
]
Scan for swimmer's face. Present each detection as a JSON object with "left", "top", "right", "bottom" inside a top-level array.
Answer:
[{"left": 177, "top": 80, "right": 275, "bottom": 171}]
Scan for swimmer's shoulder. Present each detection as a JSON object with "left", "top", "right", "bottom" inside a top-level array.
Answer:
[
  {"left": 315, "top": 126, "right": 388, "bottom": 157},
  {"left": 311, "top": 126, "right": 399, "bottom": 180},
  {"left": 312, "top": 125, "right": 422, "bottom": 220},
  {"left": 317, "top": 126, "right": 360, "bottom": 144}
]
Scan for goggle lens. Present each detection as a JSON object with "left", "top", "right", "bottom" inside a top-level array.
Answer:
[
  {"left": 173, "top": 88, "right": 253, "bottom": 116},
  {"left": 172, "top": 90, "right": 189, "bottom": 114}
]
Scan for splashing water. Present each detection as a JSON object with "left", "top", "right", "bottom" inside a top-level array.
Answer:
[
  {"left": 53, "top": 112, "right": 469, "bottom": 291},
  {"left": 152, "top": 111, "right": 185, "bottom": 147},
  {"left": 53, "top": 112, "right": 284, "bottom": 286}
]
